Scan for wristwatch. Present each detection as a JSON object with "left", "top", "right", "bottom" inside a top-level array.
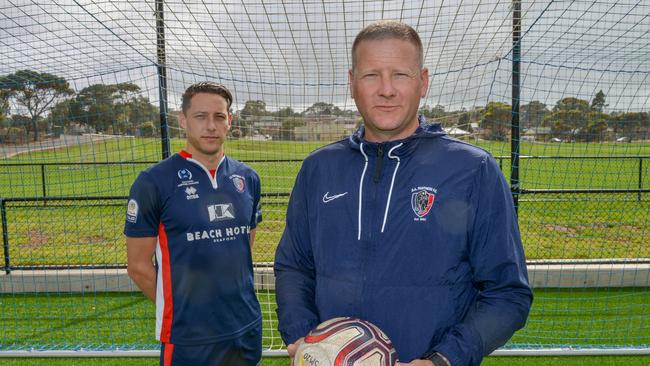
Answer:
[{"left": 419, "top": 351, "right": 451, "bottom": 366}]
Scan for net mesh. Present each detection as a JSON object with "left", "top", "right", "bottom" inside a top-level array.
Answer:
[{"left": 0, "top": 0, "right": 648, "bottom": 354}]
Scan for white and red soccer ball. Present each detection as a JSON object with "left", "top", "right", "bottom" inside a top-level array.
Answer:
[{"left": 294, "top": 317, "right": 398, "bottom": 366}]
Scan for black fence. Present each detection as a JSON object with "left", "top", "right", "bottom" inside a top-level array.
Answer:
[
  {"left": 0, "top": 159, "right": 303, "bottom": 198},
  {"left": 1, "top": 155, "right": 648, "bottom": 198},
  {"left": 1, "top": 155, "right": 649, "bottom": 272}
]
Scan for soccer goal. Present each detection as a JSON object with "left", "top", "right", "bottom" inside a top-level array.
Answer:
[{"left": 1, "top": 0, "right": 648, "bottom": 358}]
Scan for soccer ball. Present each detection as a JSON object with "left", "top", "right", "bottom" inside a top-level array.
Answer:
[{"left": 294, "top": 317, "right": 398, "bottom": 366}]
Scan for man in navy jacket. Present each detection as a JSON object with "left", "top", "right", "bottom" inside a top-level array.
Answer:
[{"left": 274, "top": 20, "right": 532, "bottom": 366}]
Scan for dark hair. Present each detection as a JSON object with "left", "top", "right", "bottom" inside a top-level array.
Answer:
[
  {"left": 181, "top": 82, "right": 233, "bottom": 114},
  {"left": 351, "top": 20, "right": 423, "bottom": 71}
]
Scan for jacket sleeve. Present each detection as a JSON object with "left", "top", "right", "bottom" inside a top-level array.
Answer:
[
  {"left": 273, "top": 164, "right": 320, "bottom": 345},
  {"left": 431, "top": 155, "right": 533, "bottom": 366},
  {"left": 250, "top": 171, "right": 263, "bottom": 229}
]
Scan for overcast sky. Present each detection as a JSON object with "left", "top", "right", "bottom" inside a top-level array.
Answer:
[{"left": 1, "top": 0, "right": 648, "bottom": 113}]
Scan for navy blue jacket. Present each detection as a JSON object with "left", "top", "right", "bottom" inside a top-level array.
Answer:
[{"left": 274, "top": 119, "right": 532, "bottom": 365}]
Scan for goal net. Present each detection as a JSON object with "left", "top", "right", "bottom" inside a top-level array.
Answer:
[{"left": 0, "top": 0, "right": 648, "bottom": 356}]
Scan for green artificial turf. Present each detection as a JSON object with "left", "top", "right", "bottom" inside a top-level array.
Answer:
[{"left": 1, "top": 289, "right": 648, "bottom": 352}]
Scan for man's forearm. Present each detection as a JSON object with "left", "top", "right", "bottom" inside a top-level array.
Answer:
[
  {"left": 126, "top": 236, "right": 158, "bottom": 303},
  {"left": 129, "top": 266, "right": 157, "bottom": 302}
]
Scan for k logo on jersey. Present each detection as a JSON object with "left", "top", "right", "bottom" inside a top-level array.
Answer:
[
  {"left": 411, "top": 186, "right": 436, "bottom": 221},
  {"left": 207, "top": 203, "right": 235, "bottom": 222}
]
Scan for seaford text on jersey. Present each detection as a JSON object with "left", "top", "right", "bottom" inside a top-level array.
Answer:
[{"left": 186, "top": 225, "right": 251, "bottom": 243}]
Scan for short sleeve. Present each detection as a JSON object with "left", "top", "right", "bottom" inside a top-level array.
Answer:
[{"left": 124, "top": 171, "right": 161, "bottom": 237}]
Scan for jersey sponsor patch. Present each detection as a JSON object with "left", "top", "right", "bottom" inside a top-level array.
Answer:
[
  {"left": 230, "top": 174, "right": 245, "bottom": 193},
  {"left": 177, "top": 168, "right": 199, "bottom": 187},
  {"left": 207, "top": 203, "right": 235, "bottom": 222},
  {"left": 186, "top": 225, "right": 251, "bottom": 243},
  {"left": 411, "top": 186, "right": 436, "bottom": 221},
  {"left": 177, "top": 169, "right": 192, "bottom": 180},
  {"left": 126, "top": 199, "right": 138, "bottom": 223}
]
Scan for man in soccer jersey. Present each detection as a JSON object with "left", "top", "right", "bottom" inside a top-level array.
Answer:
[
  {"left": 274, "top": 21, "right": 532, "bottom": 366},
  {"left": 125, "top": 82, "right": 263, "bottom": 366}
]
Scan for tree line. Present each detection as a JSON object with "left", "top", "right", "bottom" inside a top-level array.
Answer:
[
  {"left": 0, "top": 70, "right": 158, "bottom": 142},
  {"left": 426, "top": 90, "right": 649, "bottom": 142},
  {"left": 1, "top": 70, "right": 648, "bottom": 143}
]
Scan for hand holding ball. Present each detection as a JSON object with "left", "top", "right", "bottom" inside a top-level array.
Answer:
[{"left": 294, "top": 317, "right": 398, "bottom": 366}]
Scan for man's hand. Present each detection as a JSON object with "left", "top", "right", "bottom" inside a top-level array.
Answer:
[
  {"left": 286, "top": 337, "right": 304, "bottom": 365},
  {"left": 396, "top": 360, "right": 434, "bottom": 366}
]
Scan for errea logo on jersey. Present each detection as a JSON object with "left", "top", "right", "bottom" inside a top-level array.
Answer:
[
  {"left": 185, "top": 186, "right": 199, "bottom": 200},
  {"left": 208, "top": 203, "right": 235, "bottom": 222}
]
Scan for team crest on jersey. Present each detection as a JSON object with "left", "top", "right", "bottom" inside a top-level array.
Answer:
[
  {"left": 411, "top": 186, "right": 436, "bottom": 221},
  {"left": 230, "top": 174, "right": 245, "bottom": 193}
]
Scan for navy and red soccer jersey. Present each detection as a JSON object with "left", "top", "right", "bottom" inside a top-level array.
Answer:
[{"left": 124, "top": 151, "right": 262, "bottom": 345}]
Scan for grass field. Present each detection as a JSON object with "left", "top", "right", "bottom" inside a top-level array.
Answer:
[
  {"left": 1, "top": 288, "right": 648, "bottom": 353},
  {"left": 1, "top": 191, "right": 648, "bottom": 265},
  {"left": 1, "top": 137, "right": 649, "bottom": 358},
  {"left": 1, "top": 137, "right": 648, "bottom": 264},
  {"left": 2, "top": 137, "right": 649, "bottom": 197}
]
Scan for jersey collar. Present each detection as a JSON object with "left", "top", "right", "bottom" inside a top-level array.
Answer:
[{"left": 178, "top": 150, "right": 225, "bottom": 189}]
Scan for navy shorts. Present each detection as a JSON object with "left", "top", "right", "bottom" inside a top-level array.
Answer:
[{"left": 160, "top": 323, "right": 262, "bottom": 366}]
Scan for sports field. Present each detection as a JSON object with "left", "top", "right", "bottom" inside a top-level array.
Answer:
[
  {"left": 1, "top": 137, "right": 649, "bottom": 359},
  {"left": 1, "top": 138, "right": 648, "bottom": 265},
  {"left": 1, "top": 288, "right": 648, "bottom": 352}
]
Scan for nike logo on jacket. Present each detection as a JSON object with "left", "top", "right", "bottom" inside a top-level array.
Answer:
[{"left": 322, "top": 192, "right": 348, "bottom": 203}]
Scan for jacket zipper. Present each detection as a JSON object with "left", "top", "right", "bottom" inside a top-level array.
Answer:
[{"left": 373, "top": 144, "right": 384, "bottom": 183}]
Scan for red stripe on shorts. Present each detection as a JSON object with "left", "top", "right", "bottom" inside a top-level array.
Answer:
[{"left": 163, "top": 343, "right": 174, "bottom": 366}]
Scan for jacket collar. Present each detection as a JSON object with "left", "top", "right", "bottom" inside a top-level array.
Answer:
[{"left": 348, "top": 115, "right": 447, "bottom": 157}]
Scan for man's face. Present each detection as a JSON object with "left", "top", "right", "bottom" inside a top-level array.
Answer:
[
  {"left": 179, "top": 92, "right": 232, "bottom": 157},
  {"left": 349, "top": 38, "right": 429, "bottom": 142}
]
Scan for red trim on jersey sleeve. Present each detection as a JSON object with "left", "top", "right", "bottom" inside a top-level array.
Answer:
[
  {"left": 158, "top": 223, "right": 174, "bottom": 343},
  {"left": 179, "top": 150, "right": 192, "bottom": 159}
]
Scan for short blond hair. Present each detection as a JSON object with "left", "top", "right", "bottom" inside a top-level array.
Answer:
[{"left": 351, "top": 20, "right": 423, "bottom": 70}]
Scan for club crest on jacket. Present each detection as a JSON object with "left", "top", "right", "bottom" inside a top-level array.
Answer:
[{"left": 411, "top": 187, "right": 436, "bottom": 220}]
